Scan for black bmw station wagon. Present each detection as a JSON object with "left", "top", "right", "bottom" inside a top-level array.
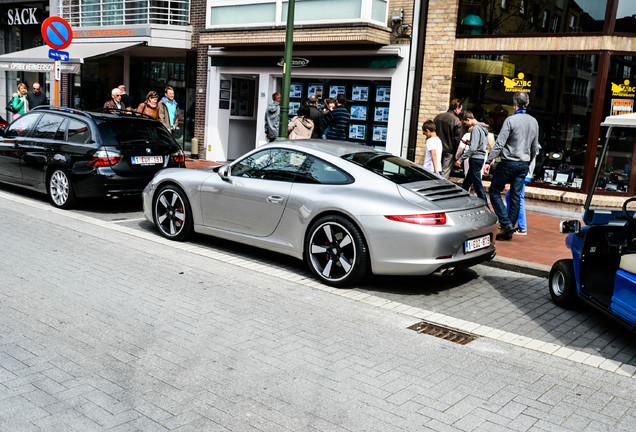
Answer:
[{"left": 0, "top": 107, "right": 185, "bottom": 208}]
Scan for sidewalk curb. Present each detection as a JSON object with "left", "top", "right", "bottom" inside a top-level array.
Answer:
[{"left": 484, "top": 256, "right": 550, "bottom": 278}]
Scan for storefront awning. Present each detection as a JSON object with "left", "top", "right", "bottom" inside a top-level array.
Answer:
[{"left": 0, "top": 42, "right": 143, "bottom": 74}]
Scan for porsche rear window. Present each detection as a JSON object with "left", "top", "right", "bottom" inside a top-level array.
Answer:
[{"left": 343, "top": 152, "right": 438, "bottom": 184}]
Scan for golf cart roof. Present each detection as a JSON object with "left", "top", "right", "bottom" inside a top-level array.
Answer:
[{"left": 601, "top": 113, "right": 636, "bottom": 127}]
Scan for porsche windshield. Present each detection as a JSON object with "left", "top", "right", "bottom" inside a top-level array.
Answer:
[{"left": 343, "top": 152, "right": 438, "bottom": 184}]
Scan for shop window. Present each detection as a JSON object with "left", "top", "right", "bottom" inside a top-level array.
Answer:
[
  {"left": 614, "top": 0, "right": 636, "bottom": 33},
  {"left": 454, "top": 53, "right": 600, "bottom": 190},
  {"left": 596, "top": 127, "right": 636, "bottom": 193},
  {"left": 231, "top": 78, "right": 256, "bottom": 118},
  {"left": 458, "top": 0, "right": 608, "bottom": 35}
]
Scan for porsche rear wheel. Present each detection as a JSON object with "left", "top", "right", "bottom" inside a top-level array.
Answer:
[
  {"left": 153, "top": 185, "right": 193, "bottom": 241},
  {"left": 305, "top": 215, "right": 368, "bottom": 287}
]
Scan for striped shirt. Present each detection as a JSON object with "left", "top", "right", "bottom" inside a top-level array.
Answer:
[{"left": 323, "top": 105, "right": 350, "bottom": 140}]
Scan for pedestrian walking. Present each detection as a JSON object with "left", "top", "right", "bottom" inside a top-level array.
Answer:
[
  {"left": 158, "top": 86, "right": 179, "bottom": 134},
  {"left": 264, "top": 92, "right": 281, "bottom": 142},
  {"left": 421, "top": 119, "right": 442, "bottom": 175},
  {"left": 323, "top": 94, "right": 350, "bottom": 141},
  {"left": 11, "top": 83, "right": 29, "bottom": 120},
  {"left": 287, "top": 105, "right": 314, "bottom": 139},
  {"left": 104, "top": 87, "right": 127, "bottom": 111},
  {"left": 136, "top": 91, "right": 160, "bottom": 119},
  {"left": 456, "top": 110, "right": 488, "bottom": 202},
  {"left": 434, "top": 98, "right": 463, "bottom": 179},
  {"left": 484, "top": 92, "right": 540, "bottom": 241},
  {"left": 307, "top": 95, "right": 323, "bottom": 139},
  {"left": 26, "top": 82, "right": 48, "bottom": 109},
  {"left": 505, "top": 145, "right": 540, "bottom": 235}
]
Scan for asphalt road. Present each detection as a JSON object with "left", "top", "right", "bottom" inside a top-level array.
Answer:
[{"left": 2, "top": 184, "right": 636, "bottom": 431}]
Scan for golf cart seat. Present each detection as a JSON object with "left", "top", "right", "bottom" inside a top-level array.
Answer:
[{"left": 619, "top": 254, "right": 636, "bottom": 274}]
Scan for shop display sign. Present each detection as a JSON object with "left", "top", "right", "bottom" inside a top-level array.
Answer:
[
  {"left": 289, "top": 83, "right": 303, "bottom": 98},
  {"left": 329, "top": 85, "right": 346, "bottom": 98},
  {"left": 349, "top": 125, "right": 366, "bottom": 140},
  {"left": 373, "top": 126, "right": 387, "bottom": 142},
  {"left": 374, "top": 107, "right": 389, "bottom": 122},
  {"left": 307, "top": 84, "right": 323, "bottom": 98},
  {"left": 289, "top": 102, "right": 300, "bottom": 116},
  {"left": 611, "top": 80, "right": 636, "bottom": 98},
  {"left": 611, "top": 99, "right": 634, "bottom": 116},
  {"left": 376, "top": 86, "right": 391, "bottom": 102},
  {"left": 504, "top": 72, "right": 531, "bottom": 93},
  {"left": 352, "top": 86, "right": 369, "bottom": 101},
  {"left": 351, "top": 105, "right": 367, "bottom": 121}
]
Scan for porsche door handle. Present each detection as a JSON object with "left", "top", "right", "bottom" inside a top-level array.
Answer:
[{"left": 266, "top": 195, "right": 285, "bottom": 204}]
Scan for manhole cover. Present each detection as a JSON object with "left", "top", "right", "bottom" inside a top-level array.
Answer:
[{"left": 408, "top": 321, "right": 478, "bottom": 345}]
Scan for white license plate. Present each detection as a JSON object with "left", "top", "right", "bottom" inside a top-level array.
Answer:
[
  {"left": 132, "top": 156, "right": 163, "bottom": 165},
  {"left": 465, "top": 235, "right": 491, "bottom": 253}
]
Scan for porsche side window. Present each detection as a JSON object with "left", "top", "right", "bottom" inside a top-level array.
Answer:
[
  {"left": 232, "top": 149, "right": 306, "bottom": 181},
  {"left": 343, "top": 152, "right": 437, "bottom": 184},
  {"left": 4, "top": 114, "right": 40, "bottom": 138},
  {"left": 295, "top": 155, "right": 353, "bottom": 184}
]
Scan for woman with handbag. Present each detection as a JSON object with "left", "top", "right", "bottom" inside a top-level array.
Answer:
[{"left": 11, "top": 83, "right": 29, "bottom": 120}]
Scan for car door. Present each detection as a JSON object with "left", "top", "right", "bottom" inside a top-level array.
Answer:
[
  {"left": 199, "top": 148, "right": 307, "bottom": 236},
  {"left": 0, "top": 113, "right": 41, "bottom": 182},
  {"left": 20, "top": 113, "right": 67, "bottom": 188}
]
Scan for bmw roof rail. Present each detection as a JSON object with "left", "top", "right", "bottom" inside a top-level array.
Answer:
[
  {"left": 30, "top": 105, "right": 92, "bottom": 118},
  {"left": 92, "top": 107, "right": 157, "bottom": 120}
]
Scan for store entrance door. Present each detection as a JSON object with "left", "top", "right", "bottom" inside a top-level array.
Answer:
[{"left": 228, "top": 76, "right": 258, "bottom": 160}]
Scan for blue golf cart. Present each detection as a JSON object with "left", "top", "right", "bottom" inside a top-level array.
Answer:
[{"left": 549, "top": 113, "right": 636, "bottom": 330}]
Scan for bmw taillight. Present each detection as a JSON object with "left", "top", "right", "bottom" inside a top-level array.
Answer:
[
  {"left": 171, "top": 150, "right": 186, "bottom": 165},
  {"left": 385, "top": 213, "right": 447, "bottom": 225},
  {"left": 88, "top": 150, "right": 122, "bottom": 167}
]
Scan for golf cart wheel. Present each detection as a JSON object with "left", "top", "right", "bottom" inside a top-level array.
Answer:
[{"left": 549, "top": 259, "right": 578, "bottom": 309}]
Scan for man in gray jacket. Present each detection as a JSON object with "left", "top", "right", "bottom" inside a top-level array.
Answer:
[
  {"left": 264, "top": 92, "right": 281, "bottom": 142},
  {"left": 484, "top": 92, "right": 540, "bottom": 241},
  {"left": 456, "top": 110, "right": 488, "bottom": 201}
]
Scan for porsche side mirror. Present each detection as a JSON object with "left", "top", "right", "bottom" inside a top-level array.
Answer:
[
  {"left": 218, "top": 165, "right": 231, "bottom": 181},
  {"left": 560, "top": 219, "right": 581, "bottom": 234}
]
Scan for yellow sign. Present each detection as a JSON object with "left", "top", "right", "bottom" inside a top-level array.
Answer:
[
  {"left": 611, "top": 80, "right": 636, "bottom": 97},
  {"left": 504, "top": 73, "right": 531, "bottom": 93}
]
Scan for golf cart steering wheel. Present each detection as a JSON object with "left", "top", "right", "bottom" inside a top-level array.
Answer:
[{"left": 622, "top": 197, "right": 636, "bottom": 227}]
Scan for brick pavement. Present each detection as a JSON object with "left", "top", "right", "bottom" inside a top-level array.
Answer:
[{"left": 2, "top": 191, "right": 636, "bottom": 431}]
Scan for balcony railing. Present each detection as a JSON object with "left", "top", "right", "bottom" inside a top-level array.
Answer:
[
  {"left": 60, "top": 0, "right": 190, "bottom": 27},
  {"left": 208, "top": 0, "right": 388, "bottom": 29}
]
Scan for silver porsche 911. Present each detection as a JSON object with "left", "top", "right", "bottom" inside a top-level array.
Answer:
[{"left": 142, "top": 140, "right": 498, "bottom": 287}]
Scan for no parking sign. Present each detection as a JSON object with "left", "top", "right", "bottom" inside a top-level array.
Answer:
[{"left": 41, "top": 16, "right": 73, "bottom": 50}]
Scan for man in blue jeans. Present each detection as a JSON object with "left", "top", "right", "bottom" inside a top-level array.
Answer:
[{"left": 484, "top": 92, "right": 540, "bottom": 241}]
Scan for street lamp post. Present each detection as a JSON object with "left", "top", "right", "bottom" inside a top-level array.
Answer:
[{"left": 279, "top": 0, "right": 295, "bottom": 139}]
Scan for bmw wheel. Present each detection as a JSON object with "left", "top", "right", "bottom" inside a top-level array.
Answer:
[
  {"left": 305, "top": 215, "right": 368, "bottom": 287},
  {"left": 549, "top": 259, "right": 578, "bottom": 308},
  {"left": 153, "top": 185, "right": 193, "bottom": 241},
  {"left": 47, "top": 169, "right": 76, "bottom": 209}
]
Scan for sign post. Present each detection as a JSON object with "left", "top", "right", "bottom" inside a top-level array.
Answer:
[{"left": 41, "top": 16, "right": 72, "bottom": 107}]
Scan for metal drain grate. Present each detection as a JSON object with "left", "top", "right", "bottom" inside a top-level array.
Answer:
[{"left": 408, "top": 321, "right": 478, "bottom": 345}]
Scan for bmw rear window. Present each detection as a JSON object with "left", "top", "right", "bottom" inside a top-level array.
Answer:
[
  {"left": 343, "top": 152, "right": 438, "bottom": 184},
  {"left": 98, "top": 120, "right": 175, "bottom": 146}
]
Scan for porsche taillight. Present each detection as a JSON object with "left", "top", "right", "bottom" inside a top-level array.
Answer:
[{"left": 385, "top": 213, "right": 447, "bottom": 225}]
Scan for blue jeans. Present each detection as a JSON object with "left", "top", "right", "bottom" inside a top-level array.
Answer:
[
  {"left": 489, "top": 160, "right": 529, "bottom": 228},
  {"left": 506, "top": 176, "right": 531, "bottom": 230},
  {"left": 462, "top": 158, "right": 487, "bottom": 202}
]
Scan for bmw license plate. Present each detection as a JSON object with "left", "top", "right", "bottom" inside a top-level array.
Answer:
[
  {"left": 465, "top": 235, "right": 491, "bottom": 253},
  {"left": 132, "top": 156, "right": 163, "bottom": 165}
]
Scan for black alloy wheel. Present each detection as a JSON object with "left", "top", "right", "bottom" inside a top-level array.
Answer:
[
  {"left": 549, "top": 259, "right": 579, "bottom": 308},
  {"left": 153, "top": 185, "right": 193, "bottom": 241},
  {"left": 47, "top": 168, "right": 76, "bottom": 209},
  {"left": 305, "top": 215, "right": 368, "bottom": 287}
]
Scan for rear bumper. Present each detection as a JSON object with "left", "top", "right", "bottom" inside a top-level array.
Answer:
[{"left": 72, "top": 167, "right": 154, "bottom": 198}]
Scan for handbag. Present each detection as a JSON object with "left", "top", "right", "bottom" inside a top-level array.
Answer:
[{"left": 6, "top": 97, "right": 16, "bottom": 113}]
